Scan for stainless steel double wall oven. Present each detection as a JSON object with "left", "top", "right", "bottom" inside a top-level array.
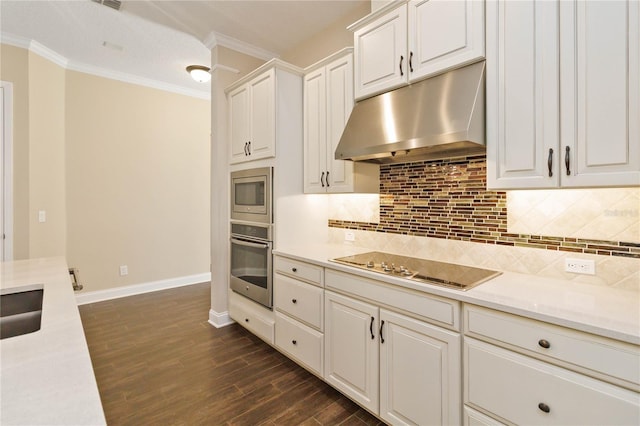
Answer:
[{"left": 229, "top": 167, "right": 274, "bottom": 308}]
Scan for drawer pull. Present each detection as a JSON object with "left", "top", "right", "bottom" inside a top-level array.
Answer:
[
  {"left": 292, "top": 339, "right": 297, "bottom": 345},
  {"left": 292, "top": 267, "right": 297, "bottom": 273},
  {"left": 538, "top": 339, "right": 551, "bottom": 349},
  {"left": 538, "top": 402, "right": 550, "bottom": 413},
  {"left": 291, "top": 298, "right": 297, "bottom": 304}
]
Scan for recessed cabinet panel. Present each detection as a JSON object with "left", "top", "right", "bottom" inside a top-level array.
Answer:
[
  {"left": 324, "top": 291, "right": 379, "bottom": 413},
  {"left": 409, "top": 0, "right": 485, "bottom": 81},
  {"left": 249, "top": 71, "right": 275, "bottom": 160},
  {"left": 354, "top": 6, "right": 408, "bottom": 99},
  {"left": 303, "top": 69, "right": 326, "bottom": 193},
  {"left": 380, "top": 309, "right": 461, "bottom": 426},
  {"left": 326, "top": 57, "right": 353, "bottom": 191},
  {"left": 561, "top": 0, "right": 640, "bottom": 186},
  {"left": 486, "top": 0, "right": 560, "bottom": 189},
  {"left": 228, "top": 85, "right": 251, "bottom": 162}
]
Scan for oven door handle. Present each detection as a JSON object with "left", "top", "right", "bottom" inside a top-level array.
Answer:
[{"left": 231, "top": 238, "right": 270, "bottom": 249}]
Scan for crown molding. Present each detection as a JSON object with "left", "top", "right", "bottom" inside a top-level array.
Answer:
[
  {"left": 204, "top": 31, "right": 277, "bottom": 61},
  {"left": 0, "top": 32, "right": 210, "bottom": 100}
]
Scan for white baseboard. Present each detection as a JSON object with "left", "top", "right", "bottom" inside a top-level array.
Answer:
[
  {"left": 75, "top": 272, "right": 211, "bottom": 305},
  {"left": 208, "top": 309, "right": 234, "bottom": 328}
]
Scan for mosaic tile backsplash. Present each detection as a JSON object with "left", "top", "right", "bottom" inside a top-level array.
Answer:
[{"left": 328, "top": 156, "right": 640, "bottom": 259}]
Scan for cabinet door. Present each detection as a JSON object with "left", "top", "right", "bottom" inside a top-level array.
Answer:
[
  {"left": 303, "top": 67, "right": 327, "bottom": 193},
  {"left": 560, "top": 0, "right": 640, "bottom": 187},
  {"left": 228, "top": 84, "right": 250, "bottom": 164},
  {"left": 379, "top": 309, "right": 461, "bottom": 426},
  {"left": 248, "top": 69, "right": 275, "bottom": 161},
  {"left": 486, "top": 0, "right": 560, "bottom": 189},
  {"left": 326, "top": 54, "right": 355, "bottom": 193},
  {"left": 354, "top": 4, "right": 408, "bottom": 100},
  {"left": 324, "top": 291, "right": 379, "bottom": 413},
  {"left": 408, "top": 0, "right": 485, "bottom": 81}
]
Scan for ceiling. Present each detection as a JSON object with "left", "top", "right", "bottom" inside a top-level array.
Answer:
[{"left": 0, "top": 0, "right": 367, "bottom": 99}]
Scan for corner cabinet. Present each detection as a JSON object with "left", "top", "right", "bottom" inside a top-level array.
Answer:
[
  {"left": 227, "top": 60, "right": 303, "bottom": 164},
  {"left": 324, "top": 269, "right": 461, "bottom": 425},
  {"left": 350, "top": 0, "right": 485, "bottom": 100},
  {"left": 303, "top": 49, "right": 378, "bottom": 193},
  {"left": 487, "top": 0, "right": 640, "bottom": 189}
]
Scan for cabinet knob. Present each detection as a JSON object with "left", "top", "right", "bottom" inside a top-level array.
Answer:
[
  {"left": 292, "top": 339, "right": 297, "bottom": 345},
  {"left": 292, "top": 267, "right": 297, "bottom": 273},
  {"left": 538, "top": 339, "right": 551, "bottom": 349},
  {"left": 538, "top": 402, "right": 550, "bottom": 413},
  {"left": 292, "top": 298, "right": 297, "bottom": 304},
  {"left": 245, "top": 318, "right": 249, "bottom": 323}
]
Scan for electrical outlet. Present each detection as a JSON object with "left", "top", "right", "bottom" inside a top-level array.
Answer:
[
  {"left": 119, "top": 265, "right": 128, "bottom": 276},
  {"left": 345, "top": 231, "right": 355, "bottom": 242},
  {"left": 565, "top": 258, "right": 595, "bottom": 275},
  {"left": 38, "top": 210, "right": 46, "bottom": 223}
]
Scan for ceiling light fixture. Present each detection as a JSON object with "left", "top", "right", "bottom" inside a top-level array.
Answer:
[{"left": 186, "top": 65, "right": 211, "bottom": 83}]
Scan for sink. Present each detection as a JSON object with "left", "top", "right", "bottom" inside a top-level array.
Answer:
[{"left": 1, "top": 285, "right": 44, "bottom": 339}]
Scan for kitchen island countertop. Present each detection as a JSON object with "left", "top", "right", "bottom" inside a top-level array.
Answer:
[
  {"left": 1, "top": 257, "right": 106, "bottom": 425},
  {"left": 274, "top": 244, "right": 640, "bottom": 346}
]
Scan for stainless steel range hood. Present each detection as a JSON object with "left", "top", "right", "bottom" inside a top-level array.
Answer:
[{"left": 335, "top": 61, "right": 485, "bottom": 164}]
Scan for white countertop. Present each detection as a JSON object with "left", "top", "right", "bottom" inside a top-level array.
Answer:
[
  {"left": 274, "top": 244, "right": 640, "bottom": 346},
  {"left": 1, "top": 257, "right": 106, "bottom": 425}
]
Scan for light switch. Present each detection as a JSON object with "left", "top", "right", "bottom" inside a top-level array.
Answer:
[{"left": 38, "top": 210, "right": 46, "bottom": 223}]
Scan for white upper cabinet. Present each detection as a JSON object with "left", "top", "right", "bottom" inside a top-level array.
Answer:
[
  {"left": 351, "top": 0, "right": 485, "bottom": 100},
  {"left": 560, "top": 0, "right": 639, "bottom": 187},
  {"left": 303, "top": 49, "right": 379, "bottom": 193},
  {"left": 227, "top": 61, "right": 303, "bottom": 165},
  {"left": 352, "top": 5, "right": 408, "bottom": 100},
  {"left": 486, "top": 0, "right": 560, "bottom": 189},
  {"left": 408, "top": 0, "right": 485, "bottom": 82},
  {"left": 487, "top": 0, "right": 640, "bottom": 189}
]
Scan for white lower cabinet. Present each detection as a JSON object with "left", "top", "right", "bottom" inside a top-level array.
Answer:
[
  {"left": 465, "top": 338, "right": 640, "bottom": 425},
  {"left": 274, "top": 257, "right": 325, "bottom": 376},
  {"left": 228, "top": 291, "right": 275, "bottom": 344},
  {"left": 463, "top": 304, "right": 640, "bottom": 425},
  {"left": 324, "top": 289, "right": 461, "bottom": 425}
]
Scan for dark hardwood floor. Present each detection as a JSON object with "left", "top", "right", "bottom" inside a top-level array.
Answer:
[{"left": 79, "top": 283, "right": 386, "bottom": 425}]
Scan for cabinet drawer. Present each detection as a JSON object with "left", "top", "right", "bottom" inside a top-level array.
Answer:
[
  {"left": 464, "top": 305, "right": 640, "bottom": 388},
  {"left": 275, "top": 256, "right": 323, "bottom": 287},
  {"left": 229, "top": 292, "right": 274, "bottom": 344},
  {"left": 274, "top": 274, "right": 324, "bottom": 330},
  {"left": 326, "top": 269, "right": 460, "bottom": 330},
  {"left": 275, "top": 312, "right": 323, "bottom": 375},
  {"left": 465, "top": 338, "right": 640, "bottom": 426}
]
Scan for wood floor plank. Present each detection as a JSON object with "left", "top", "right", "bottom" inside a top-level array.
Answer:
[{"left": 79, "top": 283, "right": 386, "bottom": 425}]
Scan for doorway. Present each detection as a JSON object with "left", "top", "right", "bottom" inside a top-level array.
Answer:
[{"left": 1, "top": 81, "right": 13, "bottom": 261}]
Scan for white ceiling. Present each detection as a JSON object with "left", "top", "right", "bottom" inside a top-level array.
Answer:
[{"left": 0, "top": 0, "right": 367, "bottom": 99}]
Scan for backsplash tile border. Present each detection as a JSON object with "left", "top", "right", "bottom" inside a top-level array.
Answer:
[{"left": 328, "top": 155, "right": 640, "bottom": 260}]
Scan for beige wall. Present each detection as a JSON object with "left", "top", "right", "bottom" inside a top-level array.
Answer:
[
  {"left": 1, "top": 43, "right": 211, "bottom": 292},
  {"left": 280, "top": 2, "right": 370, "bottom": 68},
  {"left": 0, "top": 44, "right": 30, "bottom": 259},
  {"left": 66, "top": 71, "right": 210, "bottom": 291},
  {"left": 28, "top": 52, "right": 66, "bottom": 258}
]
